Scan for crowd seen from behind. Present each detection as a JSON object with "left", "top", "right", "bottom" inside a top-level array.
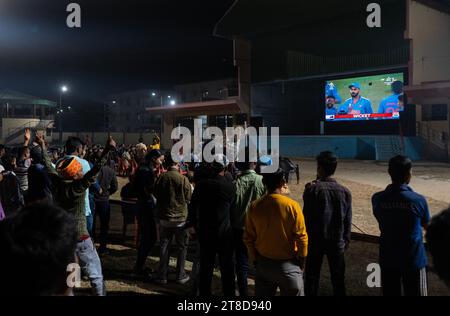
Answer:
[{"left": 0, "top": 129, "right": 449, "bottom": 296}]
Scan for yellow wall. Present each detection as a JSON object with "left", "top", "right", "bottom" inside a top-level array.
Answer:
[{"left": 409, "top": 1, "right": 450, "bottom": 85}]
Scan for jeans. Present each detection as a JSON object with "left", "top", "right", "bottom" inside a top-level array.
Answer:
[
  {"left": 255, "top": 255, "right": 304, "bottom": 296},
  {"left": 199, "top": 232, "right": 235, "bottom": 296},
  {"left": 93, "top": 200, "right": 111, "bottom": 251},
  {"left": 76, "top": 238, "right": 106, "bottom": 296},
  {"left": 135, "top": 200, "right": 157, "bottom": 271},
  {"left": 381, "top": 267, "right": 428, "bottom": 296},
  {"left": 86, "top": 213, "right": 94, "bottom": 237},
  {"left": 305, "top": 241, "right": 346, "bottom": 296},
  {"left": 233, "top": 228, "right": 249, "bottom": 296},
  {"left": 157, "top": 224, "right": 189, "bottom": 281}
]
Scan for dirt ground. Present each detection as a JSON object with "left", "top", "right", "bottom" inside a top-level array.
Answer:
[
  {"left": 94, "top": 159, "right": 450, "bottom": 296},
  {"left": 112, "top": 159, "right": 450, "bottom": 236}
]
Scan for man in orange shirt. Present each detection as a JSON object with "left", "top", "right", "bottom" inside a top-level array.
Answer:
[{"left": 244, "top": 168, "right": 308, "bottom": 296}]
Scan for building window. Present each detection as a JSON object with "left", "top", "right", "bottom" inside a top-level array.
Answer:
[{"left": 422, "top": 104, "right": 448, "bottom": 121}]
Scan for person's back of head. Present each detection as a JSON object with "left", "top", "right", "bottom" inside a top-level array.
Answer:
[
  {"left": 2, "top": 153, "right": 16, "bottom": 171},
  {"left": 391, "top": 80, "right": 403, "bottom": 95},
  {"left": 164, "top": 152, "right": 178, "bottom": 170},
  {"left": 0, "top": 203, "right": 78, "bottom": 295},
  {"left": 316, "top": 151, "right": 338, "bottom": 178},
  {"left": 262, "top": 168, "right": 286, "bottom": 193},
  {"left": 426, "top": 207, "right": 450, "bottom": 288},
  {"left": 388, "top": 155, "right": 412, "bottom": 184},
  {"left": 65, "top": 137, "right": 84, "bottom": 156},
  {"left": 30, "top": 145, "right": 44, "bottom": 165}
]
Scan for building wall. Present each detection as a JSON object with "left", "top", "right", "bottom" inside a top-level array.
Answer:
[
  {"left": 55, "top": 132, "right": 157, "bottom": 146},
  {"left": 407, "top": 0, "right": 450, "bottom": 160},
  {"left": 1, "top": 118, "right": 54, "bottom": 144},
  {"left": 175, "top": 79, "right": 237, "bottom": 103},
  {"left": 279, "top": 135, "right": 424, "bottom": 161},
  {"left": 108, "top": 89, "right": 172, "bottom": 133},
  {"left": 409, "top": 1, "right": 450, "bottom": 85}
]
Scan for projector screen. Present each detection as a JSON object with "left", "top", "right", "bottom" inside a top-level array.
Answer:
[{"left": 325, "top": 72, "right": 405, "bottom": 122}]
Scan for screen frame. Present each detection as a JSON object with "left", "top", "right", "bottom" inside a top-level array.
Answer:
[{"left": 324, "top": 70, "right": 407, "bottom": 123}]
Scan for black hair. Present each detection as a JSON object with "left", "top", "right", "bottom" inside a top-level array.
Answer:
[
  {"left": 65, "top": 137, "right": 84, "bottom": 155},
  {"left": 262, "top": 168, "right": 286, "bottom": 192},
  {"left": 145, "top": 149, "right": 163, "bottom": 165},
  {"left": 1, "top": 153, "right": 16, "bottom": 171},
  {"left": 391, "top": 80, "right": 404, "bottom": 95},
  {"left": 0, "top": 203, "right": 78, "bottom": 295},
  {"left": 316, "top": 151, "right": 338, "bottom": 177},
  {"left": 326, "top": 95, "right": 336, "bottom": 99},
  {"left": 398, "top": 94, "right": 404, "bottom": 102},
  {"left": 426, "top": 207, "right": 450, "bottom": 285},
  {"left": 17, "top": 146, "right": 29, "bottom": 159},
  {"left": 30, "top": 145, "right": 43, "bottom": 164},
  {"left": 138, "top": 137, "right": 144, "bottom": 143},
  {"left": 164, "top": 152, "right": 178, "bottom": 168},
  {"left": 388, "top": 155, "right": 412, "bottom": 183}
]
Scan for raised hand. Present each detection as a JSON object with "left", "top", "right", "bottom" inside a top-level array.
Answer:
[
  {"left": 24, "top": 128, "right": 31, "bottom": 144},
  {"left": 106, "top": 136, "right": 116, "bottom": 150},
  {"left": 35, "top": 134, "right": 46, "bottom": 148}
]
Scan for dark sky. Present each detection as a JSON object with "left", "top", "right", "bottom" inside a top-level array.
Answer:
[{"left": 0, "top": 0, "right": 236, "bottom": 101}]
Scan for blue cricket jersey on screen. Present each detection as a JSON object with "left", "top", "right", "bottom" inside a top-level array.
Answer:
[
  {"left": 325, "top": 83, "right": 342, "bottom": 104},
  {"left": 338, "top": 96, "right": 373, "bottom": 114},
  {"left": 378, "top": 94, "right": 403, "bottom": 113},
  {"left": 326, "top": 107, "right": 337, "bottom": 116},
  {"left": 372, "top": 184, "right": 430, "bottom": 270}
]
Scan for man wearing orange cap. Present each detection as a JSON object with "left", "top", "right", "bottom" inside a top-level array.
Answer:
[{"left": 36, "top": 134, "right": 116, "bottom": 296}]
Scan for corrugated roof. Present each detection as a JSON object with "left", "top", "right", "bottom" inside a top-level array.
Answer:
[{"left": 0, "top": 89, "right": 57, "bottom": 107}]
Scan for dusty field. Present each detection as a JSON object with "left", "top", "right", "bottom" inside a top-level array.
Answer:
[
  {"left": 113, "top": 159, "right": 450, "bottom": 236},
  {"left": 286, "top": 159, "right": 450, "bottom": 236},
  {"left": 84, "top": 159, "right": 450, "bottom": 296}
]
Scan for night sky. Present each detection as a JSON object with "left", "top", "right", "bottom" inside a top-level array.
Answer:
[{"left": 0, "top": 0, "right": 236, "bottom": 102}]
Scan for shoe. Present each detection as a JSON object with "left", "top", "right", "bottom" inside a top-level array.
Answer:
[{"left": 176, "top": 275, "right": 190, "bottom": 285}]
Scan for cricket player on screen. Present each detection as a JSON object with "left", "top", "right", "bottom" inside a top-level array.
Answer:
[
  {"left": 378, "top": 80, "right": 404, "bottom": 114},
  {"left": 338, "top": 82, "right": 373, "bottom": 115},
  {"left": 325, "top": 95, "right": 338, "bottom": 116},
  {"left": 325, "top": 82, "right": 342, "bottom": 104}
]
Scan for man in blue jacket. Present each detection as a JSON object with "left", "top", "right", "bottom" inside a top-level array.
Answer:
[
  {"left": 372, "top": 155, "right": 430, "bottom": 296},
  {"left": 338, "top": 82, "right": 373, "bottom": 115}
]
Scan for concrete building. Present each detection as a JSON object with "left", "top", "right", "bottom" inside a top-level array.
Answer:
[
  {"left": 211, "top": 0, "right": 449, "bottom": 161},
  {"left": 107, "top": 89, "right": 175, "bottom": 133},
  {"left": 175, "top": 78, "right": 238, "bottom": 103},
  {"left": 0, "top": 89, "right": 56, "bottom": 145}
]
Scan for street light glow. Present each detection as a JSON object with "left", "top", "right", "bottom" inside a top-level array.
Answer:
[
  {"left": 151, "top": 92, "right": 156, "bottom": 97},
  {"left": 61, "top": 85, "right": 68, "bottom": 93},
  {"left": 112, "top": 100, "right": 116, "bottom": 104},
  {"left": 167, "top": 95, "right": 171, "bottom": 99},
  {"left": 170, "top": 100, "right": 176, "bottom": 106}
]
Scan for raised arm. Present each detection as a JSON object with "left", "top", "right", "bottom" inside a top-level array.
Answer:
[
  {"left": 85, "top": 136, "right": 117, "bottom": 179},
  {"left": 24, "top": 128, "right": 31, "bottom": 147},
  {"left": 35, "top": 134, "right": 59, "bottom": 177}
]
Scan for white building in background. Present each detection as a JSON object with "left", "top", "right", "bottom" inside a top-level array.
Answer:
[{"left": 0, "top": 89, "right": 56, "bottom": 145}]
